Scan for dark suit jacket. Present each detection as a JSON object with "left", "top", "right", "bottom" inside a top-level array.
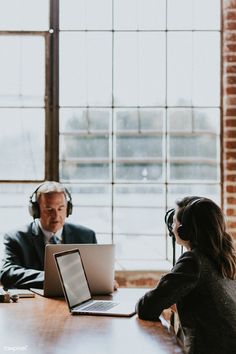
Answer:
[
  {"left": 0, "top": 221, "right": 97, "bottom": 289},
  {"left": 136, "top": 249, "right": 236, "bottom": 354}
]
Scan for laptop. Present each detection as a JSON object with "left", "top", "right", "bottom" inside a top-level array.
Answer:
[
  {"left": 31, "top": 244, "right": 115, "bottom": 297},
  {"left": 54, "top": 248, "right": 136, "bottom": 317}
]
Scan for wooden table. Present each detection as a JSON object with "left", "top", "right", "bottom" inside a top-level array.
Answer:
[{"left": 0, "top": 288, "right": 183, "bottom": 354}]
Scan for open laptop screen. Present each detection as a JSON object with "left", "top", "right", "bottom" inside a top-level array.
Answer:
[
  {"left": 55, "top": 249, "right": 136, "bottom": 317},
  {"left": 56, "top": 250, "right": 91, "bottom": 308}
]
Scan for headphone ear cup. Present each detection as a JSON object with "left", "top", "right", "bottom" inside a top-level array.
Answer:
[
  {"left": 67, "top": 201, "right": 73, "bottom": 217},
  {"left": 28, "top": 182, "right": 45, "bottom": 219},
  {"left": 64, "top": 187, "right": 73, "bottom": 217},
  {"left": 177, "top": 197, "right": 203, "bottom": 243},
  {"left": 28, "top": 201, "right": 40, "bottom": 219},
  {"left": 177, "top": 225, "right": 190, "bottom": 241}
]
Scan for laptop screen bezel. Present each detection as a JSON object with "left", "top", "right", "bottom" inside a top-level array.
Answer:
[{"left": 54, "top": 248, "right": 93, "bottom": 311}]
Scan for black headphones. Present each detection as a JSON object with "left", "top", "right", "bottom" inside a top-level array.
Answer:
[
  {"left": 164, "top": 207, "right": 176, "bottom": 265},
  {"left": 177, "top": 198, "right": 203, "bottom": 241},
  {"left": 165, "top": 208, "right": 175, "bottom": 238},
  {"left": 28, "top": 182, "right": 73, "bottom": 219}
]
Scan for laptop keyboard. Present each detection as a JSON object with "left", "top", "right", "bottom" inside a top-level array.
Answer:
[{"left": 81, "top": 301, "right": 118, "bottom": 312}]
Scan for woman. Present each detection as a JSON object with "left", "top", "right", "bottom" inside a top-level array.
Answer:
[{"left": 136, "top": 196, "right": 236, "bottom": 354}]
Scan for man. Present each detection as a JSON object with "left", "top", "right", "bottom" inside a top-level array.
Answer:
[{"left": 0, "top": 181, "right": 97, "bottom": 289}]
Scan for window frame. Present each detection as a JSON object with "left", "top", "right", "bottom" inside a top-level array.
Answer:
[{"left": 0, "top": 0, "right": 222, "bottom": 267}]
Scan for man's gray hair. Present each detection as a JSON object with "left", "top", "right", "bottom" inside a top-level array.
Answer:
[{"left": 36, "top": 181, "right": 67, "bottom": 201}]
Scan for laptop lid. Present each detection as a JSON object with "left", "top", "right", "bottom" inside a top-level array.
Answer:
[
  {"left": 43, "top": 244, "right": 115, "bottom": 297},
  {"left": 54, "top": 249, "right": 136, "bottom": 317}
]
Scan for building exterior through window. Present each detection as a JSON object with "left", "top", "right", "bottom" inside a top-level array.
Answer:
[{"left": 0, "top": 0, "right": 221, "bottom": 270}]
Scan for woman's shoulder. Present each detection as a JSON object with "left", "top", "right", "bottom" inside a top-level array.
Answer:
[
  {"left": 174, "top": 250, "right": 201, "bottom": 274},
  {"left": 178, "top": 249, "right": 200, "bottom": 263},
  {"left": 179, "top": 248, "right": 207, "bottom": 262},
  {"left": 178, "top": 248, "right": 218, "bottom": 277}
]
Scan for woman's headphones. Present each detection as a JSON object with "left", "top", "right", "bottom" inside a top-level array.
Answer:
[
  {"left": 28, "top": 182, "right": 73, "bottom": 219},
  {"left": 177, "top": 198, "right": 204, "bottom": 241}
]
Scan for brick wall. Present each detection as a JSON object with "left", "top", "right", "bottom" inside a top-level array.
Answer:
[
  {"left": 223, "top": 0, "right": 236, "bottom": 240},
  {"left": 115, "top": 270, "right": 163, "bottom": 288}
]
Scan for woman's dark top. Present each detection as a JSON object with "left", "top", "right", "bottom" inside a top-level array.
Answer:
[{"left": 136, "top": 249, "right": 236, "bottom": 354}]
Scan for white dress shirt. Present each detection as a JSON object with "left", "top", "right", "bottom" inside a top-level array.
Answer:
[{"left": 38, "top": 220, "right": 63, "bottom": 244}]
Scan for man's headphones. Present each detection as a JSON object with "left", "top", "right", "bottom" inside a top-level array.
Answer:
[
  {"left": 28, "top": 182, "right": 73, "bottom": 219},
  {"left": 177, "top": 198, "right": 204, "bottom": 241}
]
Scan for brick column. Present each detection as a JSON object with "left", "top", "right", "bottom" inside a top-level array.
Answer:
[{"left": 223, "top": 0, "right": 236, "bottom": 239}]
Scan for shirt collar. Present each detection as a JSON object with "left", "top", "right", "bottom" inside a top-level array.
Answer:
[{"left": 38, "top": 220, "right": 63, "bottom": 244}]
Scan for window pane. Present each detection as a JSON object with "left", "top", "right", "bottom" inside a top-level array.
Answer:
[
  {"left": 61, "top": 136, "right": 109, "bottom": 159},
  {"left": 168, "top": 0, "right": 193, "bottom": 30},
  {"left": 167, "top": 32, "right": 220, "bottom": 107},
  {"left": 115, "top": 109, "right": 164, "bottom": 130},
  {"left": 60, "top": 109, "right": 111, "bottom": 182},
  {"left": 0, "top": 0, "right": 49, "bottom": 30},
  {"left": 167, "top": 184, "right": 221, "bottom": 206},
  {"left": 194, "top": 109, "right": 220, "bottom": 133},
  {"left": 0, "top": 109, "right": 45, "bottom": 180},
  {"left": 114, "top": 0, "right": 166, "bottom": 30},
  {"left": 170, "top": 135, "right": 218, "bottom": 159},
  {"left": 114, "top": 235, "right": 166, "bottom": 260},
  {"left": 168, "top": 0, "right": 220, "bottom": 30},
  {"left": 60, "top": 162, "right": 110, "bottom": 182},
  {"left": 168, "top": 131, "right": 219, "bottom": 181},
  {"left": 60, "top": 0, "right": 112, "bottom": 30},
  {"left": 64, "top": 184, "right": 112, "bottom": 235},
  {"left": 170, "top": 163, "right": 218, "bottom": 181},
  {"left": 115, "top": 163, "right": 164, "bottom": 181},
  {"left": 114, "top": 32, "right": 166, "bottom": 106},
  {"left": 114, "top": 184, "right": 165, "bottom": 233},
  {"left": 60, "top": 108, "right": 111, "bottom": 131},
  {"left": 0, "top": 183, "right": 36, "bottom": 235},
  {"left": 193, "top": 32, "right": 220, "bottom": 106},
  {"left": 167, "top": 32, "right": 193, "bottom": 106},
  {"left": 167, "top": 106, "right": 220, "bottom": 182},
  {"left": 114, "top": 185, "right": 166, "bottom": 260},
  {"left": 0, "top": 36, "right": 45, "bottom": 107},
  {"left": 194, "top": 0, "right": 221, "bottom": 30},
  {"left": 115, "top": 109, "right": 164, "bottom": 181},
  {"left": 60, "top": 32, "right": 112, "bottom": 106},
  {"left": 168, "top": 108, "right": 220, "bottom": 133}
]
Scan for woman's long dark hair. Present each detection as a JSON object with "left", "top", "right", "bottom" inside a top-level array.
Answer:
[{"left": 176, "top": 196, "right": 236, "bottom": 280}]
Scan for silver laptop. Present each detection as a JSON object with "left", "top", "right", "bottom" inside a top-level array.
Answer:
[
  {"left": 32, "top": 244, "right": 115, "bottom": 297},
  {"left": 54, "top": 248, "right": 136, "bottom": 317}
]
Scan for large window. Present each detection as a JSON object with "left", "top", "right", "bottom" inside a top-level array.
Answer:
[{"left": 0, "top": 0, "right": 221, "bottom": 269}]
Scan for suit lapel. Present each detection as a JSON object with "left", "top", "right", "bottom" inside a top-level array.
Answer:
[
  {"left": 30, "top": 221, "right": 45, "bottom": 268},
  {"left": 62, "top": 223, "right": 72, "bottom": 243}
]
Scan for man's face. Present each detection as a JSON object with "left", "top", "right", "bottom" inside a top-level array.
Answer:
[{"left": 38, "top": 192, "right": 67, "bottom": 233}]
